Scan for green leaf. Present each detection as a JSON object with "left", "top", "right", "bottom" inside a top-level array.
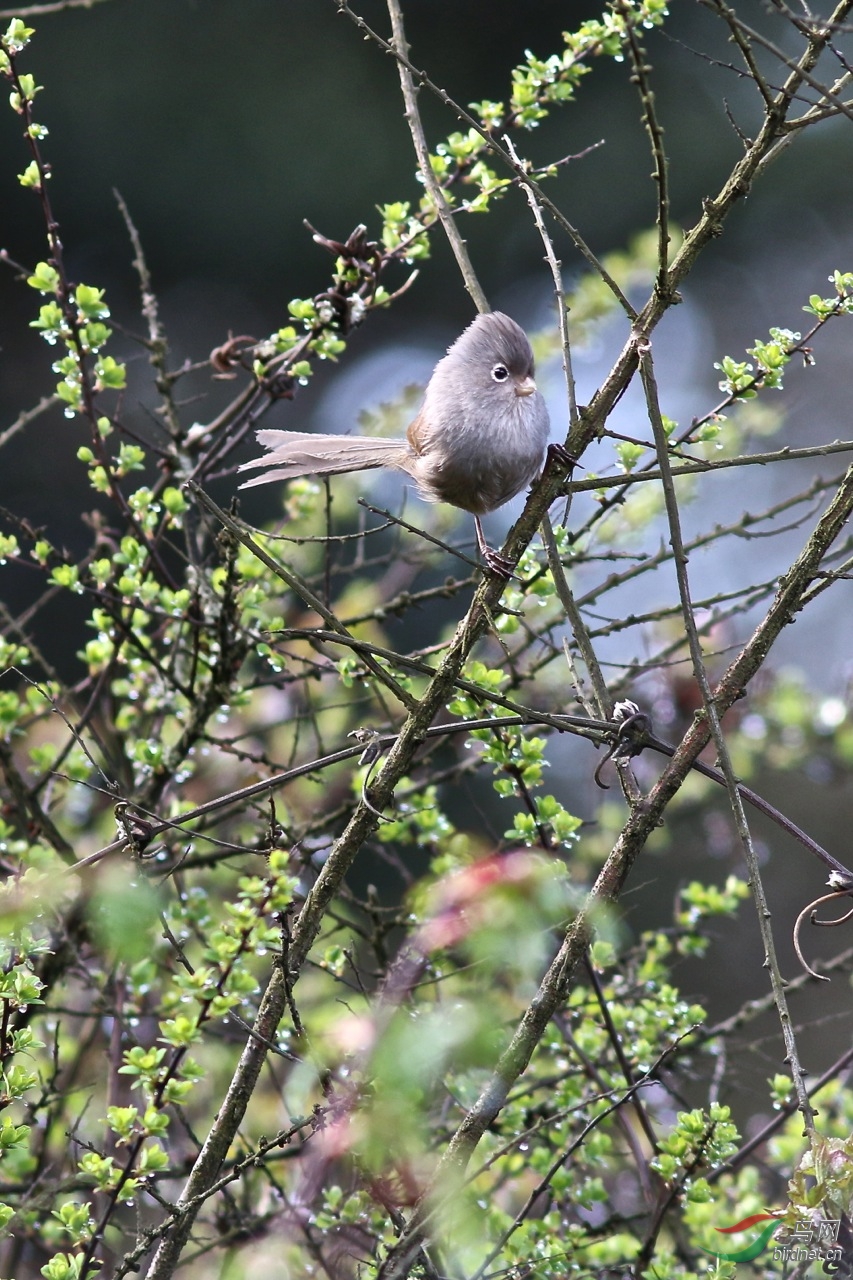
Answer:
[{"left": 28, "top": 262, "right": 59, "bottom": 294}]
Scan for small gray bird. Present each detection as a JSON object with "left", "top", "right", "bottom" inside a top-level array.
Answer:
[{"left": 238, "top": 311, "right": 552, "bottom": 574}]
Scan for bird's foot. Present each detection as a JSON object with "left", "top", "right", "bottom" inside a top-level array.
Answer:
[
  {"left": 474, "top": 515, "right": 518, "bottom": 580},
  {"left": 481, "top": 546, "right": 517, "bottom": 580},
  {"left": 548, "top": 441, "right": 579, "bottom": 470}
]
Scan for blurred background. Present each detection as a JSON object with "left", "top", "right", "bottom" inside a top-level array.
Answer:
[
  {"left": 1, "top": 0, "right": 851, "bottom": 648},
  {"left": 1, "top": 0, "right": 853, "bottom": 1124}
]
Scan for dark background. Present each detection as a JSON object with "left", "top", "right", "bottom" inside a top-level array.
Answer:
[
  {"left": 3, "top": 0, "right": 851, "bottom": 663},
  {"left": 2, "top": 1, "right": 849, "bottom": 434}
]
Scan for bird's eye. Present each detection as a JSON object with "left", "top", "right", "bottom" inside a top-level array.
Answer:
[{"left": 491, "top": 363, "right": 509, "bottom": 383}]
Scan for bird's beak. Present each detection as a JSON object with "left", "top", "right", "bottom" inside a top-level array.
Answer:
[{"left": 514, "top": 375, "right": 537, "bottom": 398}]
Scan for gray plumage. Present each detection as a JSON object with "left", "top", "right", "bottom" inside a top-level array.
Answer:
[
  {"left": 239, "top": 313, "right": 551, "bottom": 572},
  {"left": 239, "top": 312, "right": 550, "bottom": 514}
]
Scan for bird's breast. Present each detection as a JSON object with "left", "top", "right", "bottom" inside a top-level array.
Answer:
[{"left": 412, "top": 393, "right": 549, "bottom": 514}]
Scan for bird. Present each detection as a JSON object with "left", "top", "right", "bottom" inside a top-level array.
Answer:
[{"left": 238, "top": 311, "right": 554, "bottom": 575}]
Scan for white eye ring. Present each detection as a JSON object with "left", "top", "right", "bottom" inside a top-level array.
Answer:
[{"left": 491, "top": 363, "right": 510, "bottom": 383}]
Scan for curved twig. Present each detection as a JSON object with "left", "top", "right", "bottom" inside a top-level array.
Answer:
[{"left": 792, "top": 890, "right": 853, "bottom": 982}]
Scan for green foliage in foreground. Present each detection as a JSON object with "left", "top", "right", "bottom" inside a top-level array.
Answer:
[{"left": 2, "top": 7, "right": 853, "bottom": 1279}]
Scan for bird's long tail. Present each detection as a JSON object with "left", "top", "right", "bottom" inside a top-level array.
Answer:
[{"left": 238, "top": 430, "right": 412, "bottom": 489}]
